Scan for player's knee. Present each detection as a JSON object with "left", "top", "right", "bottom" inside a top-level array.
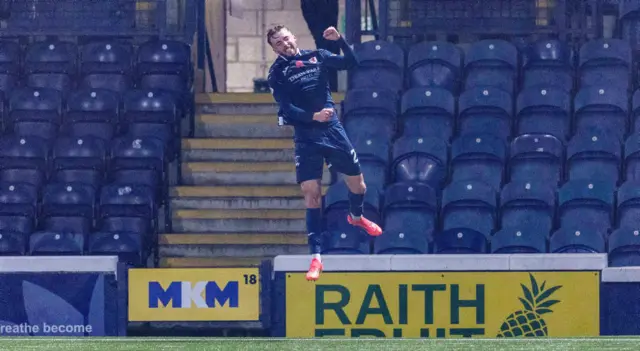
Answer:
[
  {"left": 301, "top": 181, "right": 322, "bottom": 208},
  {"left": 354, "top": 181, "right": 366, "bottom": 194},
  {"left": 346, "top": 175, "right": 366, "bottom": 194}
]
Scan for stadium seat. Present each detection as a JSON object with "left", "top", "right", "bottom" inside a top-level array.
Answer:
[
  {"left": 41, "top": 183, "right": 95, "bottom": 234},
  {"left": 80, "top": 41, "right": 133, "bottom": 93},
  {"left": 630, "top": 89, "right": 640, "bottom": 134},
  {"left": 89, "top": 231, "right": 143, "bottom": 267},
  {"left": 457, "top": 86, "right": 512, "bottom": 140},
  {"left": 451, "top": 134, "right": 506, "bottom": 190},
  {"left": 550, "top": 227, "right": 605, "bottom": 253},
  {"left": 400, "top": 87, "right": 455, "bottom": 140},
  {"left": 375, "top": 182, "right": 437, "bottom": 254},
  {"left": 121, "top": 89, "right": 178, "bottom": 158},
  {"left": 619, "top": 2, "right": 640, "bottom": 52},
  {"left": 508, "top": 134, "right": 563, "bottom": 185},
  {"left": 64, "top": 88, "right": 120, "bottom": 141},
  {"left": 521, "top": 39, "right": 575, "bottom": 92},
  {"left": 516, "top": 86, "right": 571, "bottom": 141},
  {"left": 350, "top": 135, "right": 390, "bottom": 190},
  {"left": 0, "top": 230, "right": 26, "bottom": 255},
  {"left": 51, "top": 137, "right": 107, "bottom": 189},
  {"left": 433, "top": 228, "right": 489, "bottom": 254},
  {"left": 608, "top": 227, "right": 640, "bottom": 267},
  {"left": 566, "top": 129, "right": 621, "bottom": 185},
  {"left": 579, "top": 39, "right": 632, "bottom": 91},
  {"left": 24, "top": 41, "right": 77, "bottom": 95},
  {"left": 464, "top": 39, "right": 518, "bottom": 94},
  {"left": 558, "top": 180, "right": 614, "bottom": 234},
  {"left": 0, "top": 136, "right": 49, "bottom": 188},
  {"left": 500, "top": 181, "right": 555, "bottom": 236},
  {"left": 8, "top": 87, "right": 62, "bottom": 141},
  {"left": 0, "top": 182, "right": 37, "bottom": 239},
  {"left": 342, "top": 88, "right": 398, "bottom": 141},
  {"left": 617, "top": 181, "right": 640, "bottom": 229},
  {"left": 349, "top": 40, "right": 404, "bottom": 92},
  {"left": 406, "top": 41, "right": 462, "bottom": 93},
  {"left": 391, "top": 136, "right": 448, "bottom": 189},
  {"left": 0, "top": 40, "right": 20, "bottom": 94},
  {"left": 29, "top": 232, "right": 84, "bottom": 255},
  {"left": 573, "top": 86, "right": 628, "bottom": 141},
  {"left": 490, "top": 227, "right": 547, "bottom": 253},
  {"left": 442, "top": 180, "right": 497, "bottom": 238},
  {"left": 110, "top": 137, "right": 165, "bottom": 195},
  {"left": 322, "top": 181, "right": 381, "bottom": 254}
]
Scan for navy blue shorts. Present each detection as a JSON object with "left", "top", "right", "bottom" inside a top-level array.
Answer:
[{"left": 294, "top": 124, "right": 361, "bottom": 183}]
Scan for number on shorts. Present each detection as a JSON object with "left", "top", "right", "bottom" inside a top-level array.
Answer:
[{"left": 350, "top": 149, "right": 359, "bottom": 164}]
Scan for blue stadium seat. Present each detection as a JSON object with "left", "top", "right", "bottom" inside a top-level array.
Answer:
[
  {"left": 64, "top": 88, "right": 119, "bottom": 141},
  {"left": 579, "top": 39, "right": 632, "bottom": 91},
  {"left": 464, "top": 39, "right": 518, "bottom": 94},
  {"left": 29, "top": 232, "right": 84, "bottom": 255},
  {"left": 350, "top": 135, "right": 390, "bottom": 190},
  {"left": 566, "top": 130, "right": 621, "bottom": 185},
  {"left": 89, "top": 231, "right": 143, "bottom": 267},
  {"left": 51, "top": 137, "right": 106, "bottom": 189},
  {"left": 322, "top": 181, "right": 381, "bottom": 254},
  {"left": 391, "top": 136, "right": 447, "bottom": 189},
  {"left": 136, "top": 40, "right": 192, "bottom": 113},
  {"left": 375, "top": 182, "right": 436, "bottom": 254},
  {"left": 617, "top": 181, "right": 640, "bottom": 229},
  {"left": 80, "top": 41, "right": 133, "bottom": 93},
  {"left": 0, "top": 230, "right": 26, "bottom": 255},
  {"left": 0, "top": 182, "right": 37, "bottom": 237},
  {"left": 457, "top": 86, "right": 512, "bottom": 140},
  {"left": 500, "top": 181, "right": 555, "bottom": 236},
  {"left": 608, "top": 227, "right": 640, "bottom": 267},
  {"left": 0, "top": 41, "right": 20, "bottom": 94},
  {"left": 558, "top": 180, "right": 614, "bottom": 234},
  {"left": 400, "top": 87, "right": 455, "bottom": 140},
  {"left": 573, "top": 86, "right": 628, "bottom": 140},
  {"left": 122, "top": 89, "right": 178, "bottom": 152},
  {"left": 550, "top": 227, "right": 605, "bottom": 253},
  {"left": 41, "top": 183, "right": 95, "bottom": 234},
  {"left": 342, "top": 89, "right": 398, "bottom": 141},
  {"left": 406, "top": 41, "right": 462, "bottom": 93},
  {"left": 8, "top": 87, "right": 62, "bottom": 141},
  {"left": 451, "top": 134, "right": 506, "bottom": 190},
  {"left": 508, "top": 134, "right": 563, "bottom": 185},
  {"left": 619, "top": 2, "right": 640, "bottom": 52},
  {"left": 442, "top": 180, "right": 497, "bottom": 238},
  {"left": 522, "top": 39, "right": 575, "bottom": 92},
  {"left": 433, "top": 228, "right": 489, "bottom": 254},
  {"left": 350, "top": 40, "right": 404, "bottom": 92},
  {"left": 98, "top": 184, "right": 156, "bottom": 250},
  {"left": 24, "top": 41, "right": 77, "bottom": 95},
  {"left": 0, "top": 136, "right": 49, "bottom": 188},
  {"left": 110, "top": 137, "right": 165, "bottom": 194},
  {"left": 491, "top": 227, "right": 547, "bottom": 253},
  {"left": 630, "top": 89, "right": 640, "bottom": 134},
  {"left": 516, "top": 86, "right": 571, "bottom": 141},
  {"left": 624, "top": 133, "right": 640, "bottom": 182}
]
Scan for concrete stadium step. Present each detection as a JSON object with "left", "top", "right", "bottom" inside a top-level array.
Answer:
[
  {"left": 171, "top": 209, "right": 306, "bottom": 233},
  {"left": 159, "top": 257, "right": 269, "bottom": 268},
  {"left": 181, "top": 138, "right": 294, "bottom": 162},
  {"left": 158, "top": 233, "right": 307, "bottom": 257},
  {"left": 193, "top": 114, "right": 293, "bottom": 138},
  {"left": 195, "top": 93, "right": 344, "bottom": 116},
  {"left": 170, "top": 185, "right": 327, "bottom": 209},
  {"left": 181, "top": 162, "right": 331, "bottom": 185}
]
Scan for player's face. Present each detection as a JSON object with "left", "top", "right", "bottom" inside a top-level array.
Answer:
[{"left": 270, "top": 29, "right": 298, "bottom": 57}]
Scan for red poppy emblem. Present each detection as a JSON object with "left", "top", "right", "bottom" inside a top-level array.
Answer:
[{"left": 295, "top": 60, "right": 304, "bottom": 68}]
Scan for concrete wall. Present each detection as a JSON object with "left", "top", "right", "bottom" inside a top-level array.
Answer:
[{"left": 226, "top": 0, "right": 346, "bottom": 92}]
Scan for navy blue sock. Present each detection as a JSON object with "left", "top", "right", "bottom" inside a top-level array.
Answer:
[
  {"left": 349, "top": 191, "right": 365, "bottom": 218},
  {"left": 306, "top": 208, "right": 323, "bottom": 254}
]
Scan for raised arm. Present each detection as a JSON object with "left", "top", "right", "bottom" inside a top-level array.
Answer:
[
  {"left": 321, "top": 27, "right": 359, "bottom": 70},
  {"left": 268, "top": 67, "right": 314, "bottom": 123}
]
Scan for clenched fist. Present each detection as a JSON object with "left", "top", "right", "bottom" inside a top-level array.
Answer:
[
  {"left": 312, "top": 108, "right": 334, "bottom": 122},
  {"left": 323, "top": 27, "right": 341, "bottom": 41}
]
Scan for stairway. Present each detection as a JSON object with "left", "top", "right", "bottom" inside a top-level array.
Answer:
[{"left": 159, "top": 93, "right": 342, "bottom": 267}]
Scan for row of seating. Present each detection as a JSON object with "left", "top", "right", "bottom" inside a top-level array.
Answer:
[
  {"left": 0, "top": 39, "right": 192, "bottom": 97},
  {"left": 351, "top": 38, "right": 633, "bottom": 94}
]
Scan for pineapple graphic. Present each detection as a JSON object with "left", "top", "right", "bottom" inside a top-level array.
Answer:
[{"left": 497, "top": 273, "right": 562, "bottom": 337}]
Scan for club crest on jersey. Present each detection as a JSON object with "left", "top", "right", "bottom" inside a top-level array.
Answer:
[{"left": 309, "top": 56, "right": 318, "bottom": 64}]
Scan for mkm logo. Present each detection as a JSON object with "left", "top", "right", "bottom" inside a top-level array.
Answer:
[
  {"left": 148, "top": 281, "right": 239, "bottom": 309},
  {"left": 497, "top": 274, "right": 562, "bottom": 337}
]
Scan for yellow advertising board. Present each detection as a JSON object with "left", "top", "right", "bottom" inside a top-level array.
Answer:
[
  {"left": 285, "top": 271, "right": 599, "bottom": 338},
  {"left": 128, "top": 268, "right": 261, "bottom": 322}
]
